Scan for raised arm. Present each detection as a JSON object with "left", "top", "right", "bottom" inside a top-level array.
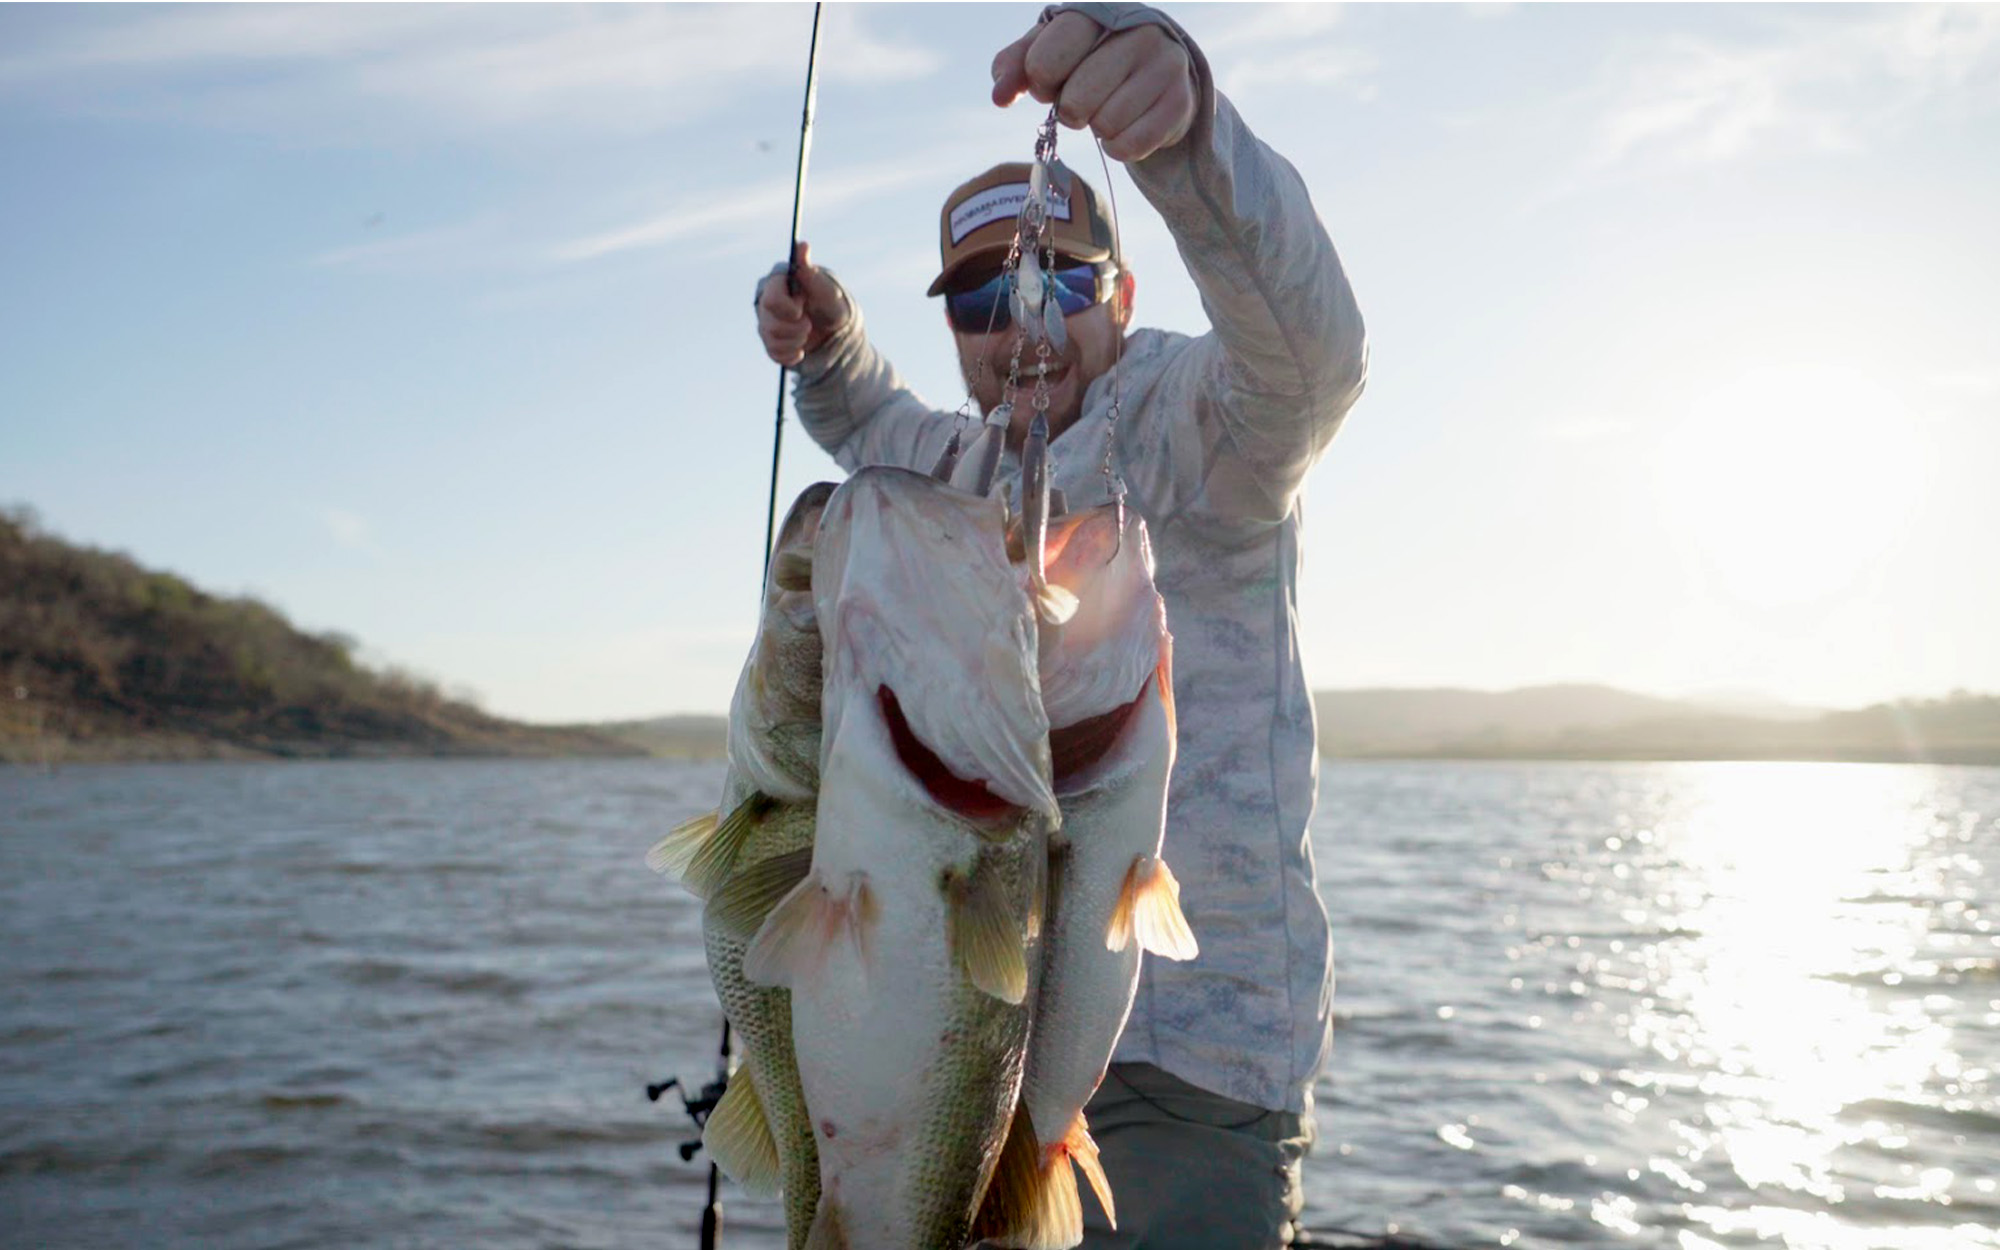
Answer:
[{"left": 997, "top": 4, "right": 1369, "bottom": 525}]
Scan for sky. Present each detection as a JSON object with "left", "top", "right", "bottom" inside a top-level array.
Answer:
[{"left": 4, "top": 2, "right": 1998, "bottom": 723}]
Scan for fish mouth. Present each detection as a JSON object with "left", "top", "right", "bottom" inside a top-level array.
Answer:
[
  {"left": 1049, "top": 675, "right": 1152, "bottom": 791},
  {"left": 877, "top": 685, "right": 1022, "bottom": 823}
]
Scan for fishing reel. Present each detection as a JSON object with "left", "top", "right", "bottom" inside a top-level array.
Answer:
[{"left": 646, "top": 1069, "right": 730, "bottom": 1162}]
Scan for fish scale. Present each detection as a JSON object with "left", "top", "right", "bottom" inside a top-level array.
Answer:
[
  {"left": 702, "top": 793, "right": 821, "bottom": 1248},
  {"left": 743, "top": 466, "right": 1061, "bottom": 1248}
]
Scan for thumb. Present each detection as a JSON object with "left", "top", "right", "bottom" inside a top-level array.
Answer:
[
  {"left": 991, "top": 28, "right": 1034, "bottom": 107},
  {"left": 792, "top": 241, "right": 846, "bottom": 323}
]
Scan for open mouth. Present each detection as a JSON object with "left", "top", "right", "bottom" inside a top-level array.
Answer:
[{"left": 877, "top": 684, "right": 1019, "bottom": 821}]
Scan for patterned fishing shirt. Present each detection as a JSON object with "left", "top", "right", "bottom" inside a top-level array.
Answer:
[{"left": 788, "top": 4, "right": 1368, "bottom": 1114}]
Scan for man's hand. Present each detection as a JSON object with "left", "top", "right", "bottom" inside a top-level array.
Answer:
[
  {"left": 991, "top": 9, "right": 1197, "bottom": 163},
  {"left": 756, "top": 242, "right": 849, "bottom": 368}
]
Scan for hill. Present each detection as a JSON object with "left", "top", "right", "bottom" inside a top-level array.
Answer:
[
  {"left": 583, "top": 685, "right": 2000, "bottom": 766},
  {"left": 0, "top": 506, "right": 636, "bottom": 764},
  {"left": 584, "top": 714, "right": 733, "bottom": 758},
  {"left": 1314, "top": 685, "right": 2000, "bottom": 765}
]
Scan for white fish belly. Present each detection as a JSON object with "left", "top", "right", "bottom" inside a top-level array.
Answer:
[
  {"left": 1023, "top": 692, "right": 1174, "bottom": 1146},
  {"left": 788, "top": 728, "right": 1037, "bottom": 1247}
]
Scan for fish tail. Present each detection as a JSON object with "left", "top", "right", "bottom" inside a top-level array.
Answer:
[
  {"left": 1057, "top": 1114, "right": 1114, "bottom": 1229},
  {"left": 973, "top": 1110, "right": 1083, "bottom": 1250}
]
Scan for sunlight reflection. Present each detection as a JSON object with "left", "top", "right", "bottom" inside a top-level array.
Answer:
[{"left": 1634, "top": 764, "right": 1966, "bottom": 1240}]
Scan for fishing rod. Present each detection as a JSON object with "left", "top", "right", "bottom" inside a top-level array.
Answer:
[{"left": 648, "top": 6, "right": 823, "bottom": 1250}]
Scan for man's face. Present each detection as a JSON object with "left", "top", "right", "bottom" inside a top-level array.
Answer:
[{"left": 946, "top": 259, "right": 1132, "bottom": 450}]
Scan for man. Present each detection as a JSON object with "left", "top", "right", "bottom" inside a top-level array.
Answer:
[{"left": 753, "top": 5, "right": 1367, "bottom": 1246}]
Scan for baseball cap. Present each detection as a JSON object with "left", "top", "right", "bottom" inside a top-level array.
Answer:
[{"left": 926, "top": 160, "right": 1116, "bottom": 297}]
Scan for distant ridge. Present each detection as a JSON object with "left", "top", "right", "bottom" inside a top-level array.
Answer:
[
  {"left": 1315, "top": 684, "right": 1687, "bottom": 756},
  {"left": 594, "top": 684, "right": 2000, "bottom": 766},
  {"left": 1, "top": 506, "right": 637, "bottom": 764},
  {"left": 1315, "top": 684, "right": 2000, "bottom": 766},
  {"left": 8, "top": 504, "right": 1992, "bottom": 767}
]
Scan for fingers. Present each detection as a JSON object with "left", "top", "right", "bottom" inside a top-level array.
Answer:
[
  {"left": 759, "top": 293, "right": 810, "bottom": 367},
  {"left": 1050, "top": 25, "right": 1147, "bottom": 131},
  {"left": 758, "top": 249, "right": 808, "bottom": 367},
  {"left": 756, "top": 240, "right": 845, "bottom": 367},
  {"left": 991, "top": 17, "right": 1195, "bottom": 163},
  {"left": 1093, "top": 52, "right": 1196, "bottom": 162},
  {"left": 1019, "top": 11, "right": 1105, "bottom": 106}
]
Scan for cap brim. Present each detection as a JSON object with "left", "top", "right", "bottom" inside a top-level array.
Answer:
[{"left": 927, "top": 241, "right": 1116, "bottom": 298}]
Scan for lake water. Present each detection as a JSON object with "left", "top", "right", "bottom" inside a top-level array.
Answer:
[{"left": 2, "top": 758, "right": 1996, "bottom": 1249}]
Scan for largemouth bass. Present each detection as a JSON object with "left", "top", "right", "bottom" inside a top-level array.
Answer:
[
  {"left": 651, "top": 482, "right": 836, "bottom": 1249},
  {"left": 744, "top": 466, "right": 1062, "bottom": 1250},
  {"left": 1007, "top": 503, "right": 1197, "bottom": 1240}
]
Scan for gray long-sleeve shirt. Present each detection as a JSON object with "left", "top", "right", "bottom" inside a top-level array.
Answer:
[{"left": 789, "top": 9, "right": 1366, "bottom": 1114}]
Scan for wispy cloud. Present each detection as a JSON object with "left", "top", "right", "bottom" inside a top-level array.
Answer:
[
  {"left": 322, "top": 508, "right": 371, "bottom": 551},
  {"left": 550, "top": 157, "right": 944, "bottom": 263},
  {"left": 1581, "top": 4, "right": 2000, "bottom": 175},
  {"left": 309, "top": 216, "right": 512, "bottom": 271},
  {"left": 1200, "top": 4, "right": 1377, "bottom": 102},
  {"left": 0, "top": 5, "right": 941, "bottom": 143}
]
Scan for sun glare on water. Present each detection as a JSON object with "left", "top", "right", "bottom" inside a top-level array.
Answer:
[
  {"left": 1628, "top": 763, "right": 1988, "bottom": 1249},
  {"left": 1653, "top": 366, "right": 1929, "bottom": 619}
]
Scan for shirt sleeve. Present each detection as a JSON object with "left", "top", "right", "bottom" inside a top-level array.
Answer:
[
  {"left": 789, "top": 277, "right": 961, "bottom": 477},
  {"left": 1048, "top": 2, "right": 1370, "bottom": 528}
]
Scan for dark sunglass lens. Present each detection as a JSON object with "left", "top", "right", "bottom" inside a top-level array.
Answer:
[
  {"left": 1051, "top": 266, "right": 1101, "bottom": 314},
  {"left": 948, "top": 277, "right": 1012, "bottom": 333}
]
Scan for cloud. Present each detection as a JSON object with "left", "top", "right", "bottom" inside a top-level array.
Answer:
[
  {"left": 1201, "top": 4, "right": 1377, "bottom": 101},
  {"left": 1582, "top": 4, "right": 2000, "bottom": 175},
  {"left": 322, "top": 508, "right": 370, "bottom": 550},
  {"left": 309, "top": 216, "right": 513, "bottom": 271},
  {"left": 0, "top": 5, "right": 942, "bottom": 144},
  {"left": 549, "top": 157, "right": 945, "bottom": 263}
]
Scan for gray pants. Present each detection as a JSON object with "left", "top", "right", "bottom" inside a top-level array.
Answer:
[{"left": 1058, "top": 1062, "right": 1314, "bottom": 1250}]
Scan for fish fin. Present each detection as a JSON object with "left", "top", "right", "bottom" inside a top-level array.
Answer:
[
  {"left": 1061, "top": 1114, "right": 1115, "bottom": 1229},
  {"left": 685, "top": 791, "right": 776, "bottom": 898},
  {"left": 742, "top": 873, "right": 826, "bottom": 989},
  {"left": 708, "top": 847, "right": 815, "bottom": 942},
  {"left": 770, "top": 549, "right": 813, "bottom": 593},
  {"left": 949, "top": 865, "right": 1028, "bottom": 1005},
  {"left": 803, "top": 1195, "right": 848, "bottom": 1250},
  {"left": 702, "top": 1066, "right": 781, "bottom": 1200},
  {"left": 1035, "top": 581, "right": 1079, "bottom": 626},
  {"left": 743, "top": 871, "right": 876, "bottom": 989},
  {"left": 974, "top": 1110, "right": 1083, "bottom": 1249},
  {"left": 645, "top": 810, "right": 716, "bottom": 885},
  {"left": 1108, "top": 854, "right": 1199, "bottom": 960}
]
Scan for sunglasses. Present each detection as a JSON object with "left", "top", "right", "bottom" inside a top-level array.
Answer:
[{"left": 942, "top": 262, "right": 1114, "bottom": 335}]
